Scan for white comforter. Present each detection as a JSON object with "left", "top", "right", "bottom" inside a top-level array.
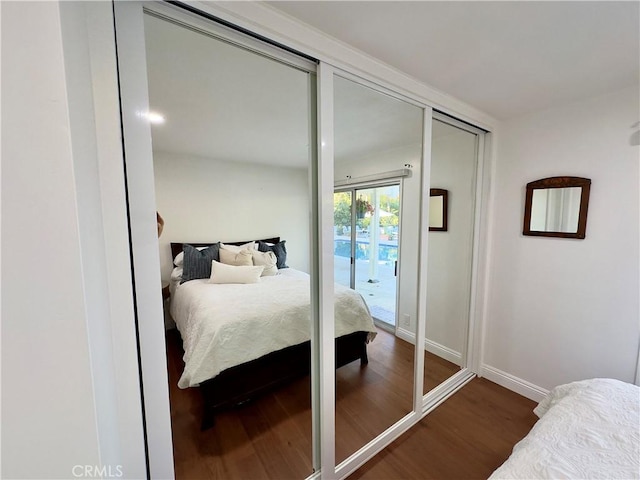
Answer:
[
  {"left": 170, "top": 268, "right": 377, "bottom": 388},
  {"left": 490, "top": 378, "right": 640, "bottom": 479}
]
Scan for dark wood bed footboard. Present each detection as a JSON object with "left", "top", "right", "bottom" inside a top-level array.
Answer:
[{"left": 199, "top": 331, "right": 369, "bottom": 430}]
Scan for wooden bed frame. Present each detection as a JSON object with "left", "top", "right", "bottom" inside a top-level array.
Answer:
[{"left": 169, "top": 239, "right": 370, "bottom": 429}]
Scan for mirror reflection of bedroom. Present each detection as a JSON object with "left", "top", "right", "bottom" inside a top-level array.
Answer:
[
  {"left": 144, "top": 12, "right": 319, "bottom": 478},
  {"left": 333, "top": 75, "right": 423, "bottom": 463}
]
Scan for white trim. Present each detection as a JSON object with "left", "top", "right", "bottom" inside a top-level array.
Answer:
[
  {"left": 425, "top": 339, "right": 462, "bottom": 366},
  {"left": 305, "top": 471, "right": 322, "bottom": 480},
  {"left": 414, "top": 108, "right": 432, "bottom": 411},
  {"left": 422, "top": 370, "right": 475, "bottom": 415},
  {"left": 112, "top": 3, "right": 175, "bottom": 478},
  {"left": 317, "top": 62, "right": 337, "bottom": 479},
  {"left": 480, "top": 365, "right": 549, "bottom": 402},
  {"left": 395, "top": 326, "right": 416, "bottom": 345},
  {"left": 465, "top": 131, "right": 487, "bottom": 372},
  {"left": 397, "top": 328, "right": 463, "bottom": 366},
  {"left": 470, "top": 132, "right": 496, "bottom": 374},
  {"left": 307, "top": 68, "right": 321, "bottom": 473}
]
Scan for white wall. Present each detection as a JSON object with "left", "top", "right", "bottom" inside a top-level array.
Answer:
[
  {"left": 1, "top": 2, "right": 102, "bottom": 477},
  {"left": 2, "top": 3, "right": 148, "bottom": 478},
  {"left": 427, "top": 126, "right": 478, "bottom": 364},
  {"left": 153, "top": 151, "right": 311, "bottom": 279},
  {"left": 483, "top": 86, "right": 640, "bottom": 398}
]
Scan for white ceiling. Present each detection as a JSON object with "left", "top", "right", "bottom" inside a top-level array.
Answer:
[{"left": 268, "top": 1, "right": 640, "bottom": 120}]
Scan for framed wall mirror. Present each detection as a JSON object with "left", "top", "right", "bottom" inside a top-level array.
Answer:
[
  {"left": 523, "top": 176, "right": 591, "bottom": 239},
  {"left": 429, "top": 188, "right": 448, "bottom": 231}
]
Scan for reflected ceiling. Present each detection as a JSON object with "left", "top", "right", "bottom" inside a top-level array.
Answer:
[{"left": 144, "top": 14, "right": 425, "bottom": 168}]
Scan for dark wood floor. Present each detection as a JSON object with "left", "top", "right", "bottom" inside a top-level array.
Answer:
[
  {"left": 349, "top": 377, "right": 538, "bottom": 479},
  {"left": 165, "top": 329, "right": 536, "bottom": 479}
]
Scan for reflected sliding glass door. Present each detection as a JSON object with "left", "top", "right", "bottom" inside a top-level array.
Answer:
[{"left": 334, "top": 184, "right": 400, "bottom": 329}]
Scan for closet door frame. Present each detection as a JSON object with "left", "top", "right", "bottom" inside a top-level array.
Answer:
[{"left": 112, "top": 2, "right": 493, "bottom": 479}]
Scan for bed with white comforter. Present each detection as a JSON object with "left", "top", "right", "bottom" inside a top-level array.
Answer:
[
  {"left": 490, "top": 378, "right": 640, "bottom": 479},
  {"left": 170, "top": 268, "right": 377, "bottom": 388}
]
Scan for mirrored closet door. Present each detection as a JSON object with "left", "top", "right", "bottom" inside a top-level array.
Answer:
[
  {"left": 423, "top": 116, "right": 480, "bottom": 395},
  {"left": 332, "top": 74, "right": 424, "bottom": 464},
  {"left": 141, "top": 6, "right": 318, "bottom": 479},
  {"left": 117, "top": 2, "right": 490, "bottom": 477}
]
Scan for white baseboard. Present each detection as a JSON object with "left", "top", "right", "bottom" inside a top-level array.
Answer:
[
  {"left": 480, "top": 364, "right": 548, "bottom": 402},
  {"left": 425, "top": 339, "right": 462, "bottom": 366},
  {"left": 394, "top": 328, "right": 462, "bottom": 366},
  {"left": 395, "top": 326, "right": 416, "bottom": 345}
]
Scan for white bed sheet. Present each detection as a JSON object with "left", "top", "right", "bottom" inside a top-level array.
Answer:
[
  {"left": 490, "top": 378, "right": 640, "bottom": 479},
  {"left": 170, "top": 268, "right": 377, "bottom": 388}
]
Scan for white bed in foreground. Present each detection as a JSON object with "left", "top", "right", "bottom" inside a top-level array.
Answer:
[{"left": 490, "top": 378, "right": 640, "bottom": 479}]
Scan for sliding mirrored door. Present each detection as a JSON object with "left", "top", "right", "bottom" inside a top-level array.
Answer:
[
  {"left": 423, "top": 116, "right": 480, "bottom": 394},
  {"left": 116, "top": 3, "right": 320, "bottom": 478},
  {"left": 332, "top": 74, "right": 424, "bottom": 465}
]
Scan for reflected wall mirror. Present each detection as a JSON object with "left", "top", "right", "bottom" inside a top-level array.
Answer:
[
  {"left": 523, "top": 176, "right": 591, "bottom": 239},
  {"left": 429, "top": 188, "right": 448, "bottom": 231}
]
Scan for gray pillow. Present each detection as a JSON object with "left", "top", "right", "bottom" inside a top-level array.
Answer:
[
  {"left": 258, "top": 240, "right": 288, "bottom": 269},
  {"left": 181, "top": 243, "right": 220, "bottom": 284}
]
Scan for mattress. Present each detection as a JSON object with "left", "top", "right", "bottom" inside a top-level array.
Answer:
[{"left": 170, "top": 268, "right": 377, "bottom": 388}]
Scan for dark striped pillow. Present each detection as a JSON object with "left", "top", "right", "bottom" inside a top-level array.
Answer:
[
  {"left": 181, "top": 243, "right": 220, "bottom": 284},
  {"left": 257, "top": 240, "right": 288, "bottom": 269}
]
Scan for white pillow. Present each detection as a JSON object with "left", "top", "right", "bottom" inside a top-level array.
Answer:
[
  {"left": 210, "top": 260, "right": 263, "bottom": 284},
  {"left": 219, "top": 248, "right": 253, "bottom": 266},
  {"left": 252, "top": 250, "right": 278, "bottom": 277},
  {"left": 220, "top": 241, "right": 256, "bottom": 253},
  {"left": 170, "top": 266, "right": 183, "bottom": 282}
]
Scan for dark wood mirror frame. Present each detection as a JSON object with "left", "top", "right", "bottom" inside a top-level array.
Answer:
[
  {"left": 523, "top": 176, "right": 591, "bottom": 239},
  {"left": 429, "top": 188, "right": 448, "bottom": 232}
]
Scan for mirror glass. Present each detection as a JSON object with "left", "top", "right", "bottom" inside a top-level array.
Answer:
[
  {"left": 429, "top": 189, "right": 448, "bottom": 231},
  {"left": 424, "top": 118, "right": 478, "bottom": 395},
  {"left": 144, "top": 12, "right": 316, "bottom": 478},
  {"left": 530, "top": 187, "right": 581, "bottom": 233},
  {"left": 333, "top": 75, "right": 423, "bottom": 463},
  {"left": 523, "top": 177, "right": 591, "bottom": 239}
]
